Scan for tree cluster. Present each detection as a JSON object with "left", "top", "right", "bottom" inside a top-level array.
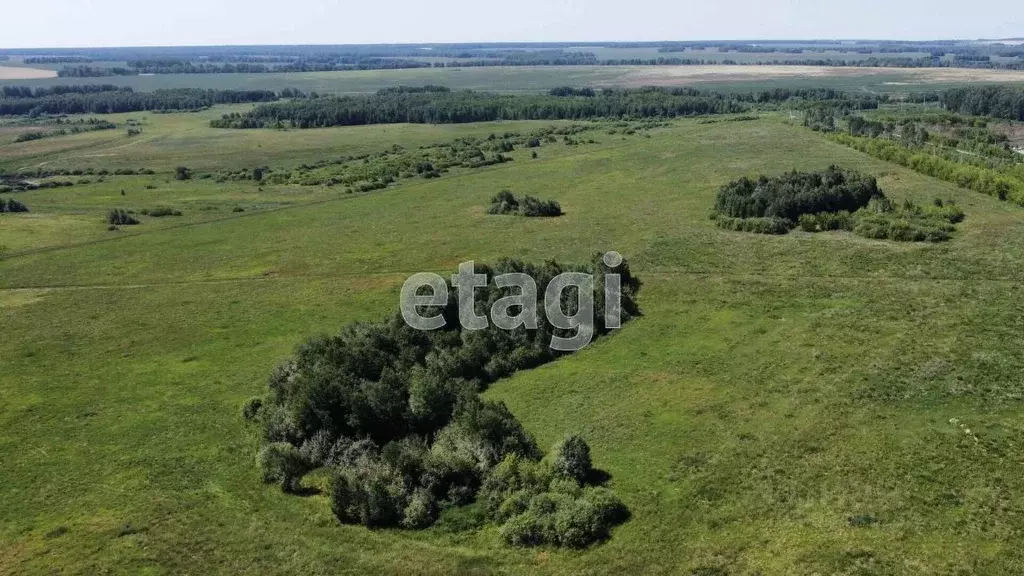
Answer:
[
  {"left": 487, "top": 190, "right": 562, "bottom": 217},
  {"left": 941, "top": 86, "right": 1024, "bottom": 121},
  {"left": 210, "top": 86, "right": 875, "bottom": 129},
  {"left": 713, "top": 166, "right": 882, "bottom": 222},
  {"left": 0, "top": 198, "right": 28, "bottom": 213},
  {"left": 245, "top": 257, "right": 640, "bottom": 546},
  {"left": 106, "top": 209, "right": 139, "bottom": 225},
  {"left": 0, "top": 88, "right": 279, "bottom": 116}
]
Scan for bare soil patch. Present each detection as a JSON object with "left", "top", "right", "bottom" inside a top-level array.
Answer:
[
  {"left": 618, "top": 65, "right": 1024, "bottom": 86},
  {"left": 0, "top": 66, "right": 58, "bottom": 80}
]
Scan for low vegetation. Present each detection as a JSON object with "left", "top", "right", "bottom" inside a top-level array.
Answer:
[
  {"left": 106, "top": 208, "right": 139, "bottom": 226},
  {"left": 0, "top": 197, "right": 28, "bottom": 213},
  {"left": 487, "top": 190, "right": 562, "bottom": 217}
]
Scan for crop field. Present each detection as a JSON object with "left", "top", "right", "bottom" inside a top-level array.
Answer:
[
  {"left": 3, "top": 103, "right": 1024, "bottom": 575},
  {"left": 4, "top": 64, "right": 1024, "bottom": 96}
]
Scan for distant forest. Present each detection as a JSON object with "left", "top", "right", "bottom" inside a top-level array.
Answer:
[
  {"left": 3, "top": 40, "right": 1023, "bottom": 77},
  {"left": 209, "top": 86, "right": 883, "bottom": 129},
  {"left": 0, "top": 86, "right": 279, "bottom": 115}
]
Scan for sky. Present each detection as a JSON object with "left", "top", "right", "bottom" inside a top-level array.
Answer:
[{"left": 3, "top": 0, "right": 1021, "bottom": 48}]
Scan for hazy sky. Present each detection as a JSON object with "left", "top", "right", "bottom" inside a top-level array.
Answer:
[{"left": 4, "top": 0, "right": 1021, "bottom": 48}]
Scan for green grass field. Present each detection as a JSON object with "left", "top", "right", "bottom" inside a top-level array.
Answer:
[
  {"left": 4, "top": 64, "right": 1024, "bottom": 96},
  {"left": 3, "top": 108, "right": 1024, "bottom": 574}
]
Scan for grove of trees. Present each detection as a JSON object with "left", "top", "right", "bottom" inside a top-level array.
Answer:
[
  {"left": 210, "top": 86, "right": 883, "bottom": 129},
  {"left": 0, "top": 88, "right": 279, "bottom": 116},
  {"left": 245, "top": 256, "right": 641, "bottom": 546}
]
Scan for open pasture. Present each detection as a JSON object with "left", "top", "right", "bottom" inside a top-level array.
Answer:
[
  {"left": 4, "top": 64, "right": 1024, "bottom": 96},
  {"left": 3, "top": 107, "right": 1024, "bottom": 574}
]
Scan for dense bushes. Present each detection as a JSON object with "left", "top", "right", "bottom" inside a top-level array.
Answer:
[
  {"left": 142, "top": 207, "right": 182, "bottom": 217},
  {"left": 106, "top": 209, "right": 138, "bottom": 225},
  {"left": 0, "top": 88, "right": 279, "bottom": 116},
  {"left": 0, "top": 198, "right": 28, "bottom": 213},
  {"left": 487, "top": 190, "right": 562, "bottom": 217},
  {"left": 713, "top": 168, "right": 963, "bottom": 242},
  {"left": 713, "top": 216, "right": 792, "bottom": 235},
  {"left": 714, "top": 166, "right": 882, "bottom": 221},
  {"left": 243, "top": 257, "right": 640, "bottom": 546},
  {"left": 482, "top": 448, "right": 629, "bottom": 547},
  {"left": 828, "top": 133, "right": 1024, "bottom": 205},
  {"left": 851, "top": 198, "right": 964, "bottom": 242}
]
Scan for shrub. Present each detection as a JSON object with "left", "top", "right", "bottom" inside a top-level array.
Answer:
[
  {"left": 106, "top": 209, "right": 139, "bottom": 225},
  {"left": 714, "top": 216, "right": 792, "bottom": 235},
  {"left": 0, "top": 198, "right": 29, "bottom": 213},
  {"left": 241, "top": 397, "right": 263, "bottom": 421},
  {"left": 257, "top": 442, "right": 311, "bottom": 493},
  {"left": 401, "top": 488, "right": 438, "bottom": 528},
  {"left": 487, "top": 190, "right": 561, "bottom": 217},
  {"left": 330, "top": 457, "right": 408, "bottom": 527},
  {"left": 550, "top": 435, "right": 592, "bottom": 483},
  {"left": 147, "top": 206, "right": 183, "bottom": 217},
  {"left": 797, "top": 211, "right": 854, "bottom": 232}
]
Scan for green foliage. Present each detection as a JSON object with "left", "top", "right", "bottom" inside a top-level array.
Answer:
[
  {"left": 244, "top": 257, "right": 639, "bottom": 541},
  {"left": 549, "top": 435, "right": 592, "bottom": 483},
  {"left": 941, "top": 86, "right": 1024, "bottom": 121},
  {"left": 829, "top": 133, "right": 1024, "bottom": 204},
  {"left": 714, "top": 166, "right": 881, "bottom": 221},
  {"left": 797, "top": 211, "right": 854, "bottom": 232},
  {"left": 257, "top": 442, "right": 311, "bottom": 493},
  {"left": 210, "top": 87, "right": 753, "bottom": 128},
  {"left": 241, "top": 397, "right": 263, "bottom": 421},
  {"left": 106, "top": 209, "right": 139, "bottom": 226},
  {"left": 487, "top": 190, "right": 562, "bottom": 217},
  {"left": 144, "top": 206, "right": 183, "bottom": 217},
  {"left": 852, "top": 199, "right": 962, "bottom": 242},
  {"left": 714, "top": 216, "right": 793, "bottom": 235},
  {"left": 0, "top": 198, "right": 29, "bottom": 213}
]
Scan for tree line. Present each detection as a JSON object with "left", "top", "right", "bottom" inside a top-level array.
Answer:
[
  {"left": 210, "top": 86, "right": 884, "bottom": 129},
  {"left": 0, "top": 88, "right": 279, "bottom": 116},
  {"left": 2, "top": 84, "right": 130, "bottom": 98},
  {"left": 941, "top": 86, "right": 1024, "bottom": 121}
]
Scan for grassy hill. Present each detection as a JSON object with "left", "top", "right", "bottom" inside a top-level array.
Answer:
[{"left": 2, "top": 111, "right": 1024, "bottom": 574}]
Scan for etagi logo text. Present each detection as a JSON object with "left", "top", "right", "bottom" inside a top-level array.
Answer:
[{"left": 400, "top": 252, "right": 625, "bottom": 352}]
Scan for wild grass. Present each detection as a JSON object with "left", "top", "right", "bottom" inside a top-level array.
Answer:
[{"left": 2, "top": 111, "right": 1024, "bottom": 574}]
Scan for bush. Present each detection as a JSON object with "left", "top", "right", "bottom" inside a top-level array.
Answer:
[
  {"left": 487, "top": 190, "right": 561, "bottom": 217},
  {"left": 330, "top": 457, "right": 408, "bottom": 527},
  {"left": 147, "top": 206, "right": 182, "bottom": 217},
  {"left": 0, "top": 198, "right": 29, "bottom": 213},
  {"left": 550, "top": 435, "right": 592, "bottom": 483},
  {"left": 401, "top": 488, "right": 438, "bottom": 529},
  {"left": 241, "top": 397, "right": 263, "bottom": 421},
  {"left": 106, "top": 209, "right": 139, "bottom": 225},
  {"left": 714, "top": 216, "right": 792, "bottom": 235},
  {"left": 797, "top": 211, "right": 854, "bottom": 232},
  {"left": 257, "top": 442, "right": 311, "bottom": 493}
]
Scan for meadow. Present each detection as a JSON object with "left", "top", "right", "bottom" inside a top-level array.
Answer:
[
  {"left": 4, "top": 64, "right": 1024, "bottom": 96},
  {"left": 3, "top": 103, "right": 1024, "bottom": 574}
]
